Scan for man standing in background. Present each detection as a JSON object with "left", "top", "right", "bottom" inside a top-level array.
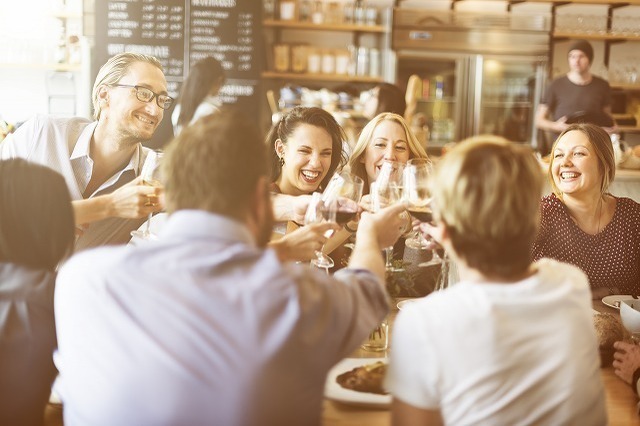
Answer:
[
  {"left": 0, "top": 52, "right": 169, "bottom": 250},
  {"left": 535, "top": 39, "right": 616, "bottom": 155}
]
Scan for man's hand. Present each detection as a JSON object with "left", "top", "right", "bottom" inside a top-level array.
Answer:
[
  {"left": 553, "top": 116, "right": 569, "bottom": 133},
  {"left": 358, "top": 202, "right": 407, "bottom": 250},
  {"left": 613, "top": 341, "right": 640, "bottom": 385},
  {"left": 270, "top": 222, "right": 340, "bottom": 262},
  {"left": 108, "top": 177, "right": 164, "bottom": 219}
]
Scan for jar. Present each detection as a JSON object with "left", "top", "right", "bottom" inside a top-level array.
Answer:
[
  {"left": 312, "top": 1, "right": 324, "bottom": 24},
  {"left": 307, "top": 49, "right": 321, "bottom": 74},
  {"left": 356, "top": 46, "right": 369, "bottom": 76},
  {"left": 335, "top": 50, "right": 350, "bottom": 75},
  {"left": 291, "top": 44, "right": 308, "bottom": 73},
  {"left": 274, "top": 44, "right": 290, "bottom": 72},
  {"left": 321, "top": 50, "right": 336, "bottom": 74},
  {"left": 369, "top": 48, "right": 380, "bottom": 77},
  {"left": 279, "top": 0, "right": 296, "bottom": 21}
]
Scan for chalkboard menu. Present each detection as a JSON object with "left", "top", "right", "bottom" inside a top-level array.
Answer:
[{"left": 95, "top": 0, "right": 263, "bottom": 147}]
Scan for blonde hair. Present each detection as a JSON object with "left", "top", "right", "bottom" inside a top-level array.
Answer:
[
  {"left": 92, "top": 52, "right": 163, "bottom": 120},
  {"left": 431, "top": 136, "right": 542, "bottom": 278},
  {"left": 348, "top": 113, "right": 428, "bottom": 189},
  {"left": 548, "top": 123, "right": 615, "bottom": 199}
]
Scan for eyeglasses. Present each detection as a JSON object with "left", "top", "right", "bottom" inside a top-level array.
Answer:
[{"left": 110, "top": 84, "right": 174, "bottom": 110}]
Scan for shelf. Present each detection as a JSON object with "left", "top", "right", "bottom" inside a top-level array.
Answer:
[
  {"left": 611, "top": 83, "right": 640, "bottom": 91},
  {"left": 482, "top": 101, "right": 533, "bottom": 108},
  {"left": 50, "top": 12, "right": 82, "bottom": 19},
  {"left": 417, "top": 98, "right": 457, "bottom": 104},
  {"left": 613, "top": 113, "right": 634, "bottom": 119},
  {"left": 263, "top": 20, "right": 386, "bottom": 33},
  {"left": 0, "top": 63, "right": 81, "bottom": 71},
  {"left": 262, "top": 71, "right": 383, "bottom": 83},
  {"left": 552, "top": 31, "right": 640, "bottom": 41},
  {"left": 617, "top": 126, "right": 640, "bottom": 133},
  {"left": 531, "top": 0, "right": 640, "bottom": 4}
]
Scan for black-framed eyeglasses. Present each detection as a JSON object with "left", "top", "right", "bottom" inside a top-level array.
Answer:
[{"left": 110, "top": 84, "right": 174, "bottom": 110}]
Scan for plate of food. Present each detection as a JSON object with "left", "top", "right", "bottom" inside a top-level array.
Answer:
[
  {"left": 324, "top": 357, "right": 391, "bottom": 408},
  {"left": 602, "top": 295, "right": 635, "bottom": 309}
]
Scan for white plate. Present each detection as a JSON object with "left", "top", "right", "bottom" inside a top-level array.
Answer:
[
  {"left": 396, "top": 298, "right": 421, "bottom": 311},
  {"left": 324, "top": 357, "right": 391, "bottom": 408},
  {"left": 602, "top": 295, "right": 635, "bottom": 309}
]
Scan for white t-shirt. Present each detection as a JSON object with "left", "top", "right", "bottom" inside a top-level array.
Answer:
[{"left": 386, "top": 258, "right": 606, "bottom": 426}]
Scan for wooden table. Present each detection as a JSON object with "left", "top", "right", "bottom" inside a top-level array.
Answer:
[{"left": 322, "top": 300, "right": 640, "bottom": 426}]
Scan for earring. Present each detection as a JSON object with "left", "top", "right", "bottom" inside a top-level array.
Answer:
[{"left": 279, "top": 156, "right": 285, "bottom": 167}]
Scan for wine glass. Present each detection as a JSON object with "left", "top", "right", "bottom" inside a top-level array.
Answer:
[
  {"left": 370, "top": 160, "right": 404, "bottom": 271},
  {"left": 370, "top": 180, "right": 401, "bottom": 271},
  {"left": 405, "top": 160, "right": 443, "bottom": 268},
  {"left": 130, "top": 150, "right": 163, "bottom": 240},
  {"left": 322, "top": 170, "right": 364, "bottom": 227},
  {"left": 403, "top": 158, "right": 432, "bottom": 250},
  {"left": 304, "top": 192, "right": 337, "bottom": 270}
]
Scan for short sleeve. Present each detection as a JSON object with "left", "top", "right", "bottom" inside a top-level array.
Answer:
[{"left": 385, "top": 305, "right": 441, "bottom": 409}]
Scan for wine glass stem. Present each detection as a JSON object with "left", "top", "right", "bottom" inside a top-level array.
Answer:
[{"left": 384, "top": 247, "right": 394, "bottom": 269}]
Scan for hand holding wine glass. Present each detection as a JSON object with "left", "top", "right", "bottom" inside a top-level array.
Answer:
[
  {"left": 304, "top": 192, "right": 337, "bottom": 270},
  {"left": 131, "top": 150, "right": 164, "bottom": 240}
]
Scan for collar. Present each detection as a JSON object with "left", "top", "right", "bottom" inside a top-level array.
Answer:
[
  {"left": 70, "top": 121, "right": 98, "bottom": 160},
  {"left": 160, "top": 210, "right": 256, "bottom": 246}
]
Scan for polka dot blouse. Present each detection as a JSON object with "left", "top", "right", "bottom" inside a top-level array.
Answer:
[{"left": 532, "top": 193, "right": 640, "bottom": 295}]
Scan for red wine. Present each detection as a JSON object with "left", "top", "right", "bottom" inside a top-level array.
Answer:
[
  {"left": 322, "top": 208, "right": 357, "bottom": 225},
  {"left": 408, "top": 207, "right": 432, "bottom": 223}
]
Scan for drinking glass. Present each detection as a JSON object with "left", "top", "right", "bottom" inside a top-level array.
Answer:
[
  {"left": 361, "top": 316, "right": 389, "bottom": 352},
  {"left": 322, "top": 170, "right": 364, "bottom": 226},
  {"left": 403, "top": 158, "right": 432, "bottom": 250},
  {"left": 370, "top": 180, "right": 401, "bottom": 271},
  {"left": 130, "top": 150, "right": 163, "bottom": 240},
  {"left": 304, "top": 192, "right": 337, "bottom": 270}
]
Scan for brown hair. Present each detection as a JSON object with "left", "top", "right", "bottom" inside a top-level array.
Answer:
[
  {"left": 162, "top": 108, "right": 268, "bottom": 219},
  {"left": 431, "top": 137, "right": 542, "bottom": 279},
  {"left": 0, "top": 159, "right": 75, "bottom": 270},
  {"left": 265, "top": 106, "right": 347, "bottom": 192}
]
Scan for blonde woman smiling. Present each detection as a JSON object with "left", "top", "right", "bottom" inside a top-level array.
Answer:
[{"left": 348, "top": 112, "right": 428, "bottom": 194}]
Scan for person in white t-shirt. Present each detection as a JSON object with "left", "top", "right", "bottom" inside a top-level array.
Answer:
[{"left": 385, "top": 136, "right": 606, "bottom": 425}]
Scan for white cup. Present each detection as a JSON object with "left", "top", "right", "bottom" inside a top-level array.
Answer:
[{"left": 307, "top": 52, "right": 321, "bottom": 73}]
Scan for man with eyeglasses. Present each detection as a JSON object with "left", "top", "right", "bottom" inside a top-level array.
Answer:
[{"left": 0, "top": 52, "right": 173, "bottom": 251}]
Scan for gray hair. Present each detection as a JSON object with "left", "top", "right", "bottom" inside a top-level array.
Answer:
[{"left": 92, "top": 52, "right": 163, "bottom": 120}]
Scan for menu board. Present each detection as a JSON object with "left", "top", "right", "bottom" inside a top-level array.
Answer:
[{"left": 95, "top": 0, "right": 262, "bottom": 146}]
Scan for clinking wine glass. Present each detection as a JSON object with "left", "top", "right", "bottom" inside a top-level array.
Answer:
[
  {"left": 371, "top": 160, "right": 404, "bottom": 271},
  {"left": 404, "top": 159, "right": 443, "bottom": 268},
  {"left": 322, "top": 170, "right": 364, "bottom": 226},
  {"left": 304, "top": 192, "right": 337, "bottom": 270},
  {"left": 403, "top": 158, "right": 433, "bottom": 250},
  {"left": 130, "top": 150, "right": 163, "bottom": 240},
  {"left": 370, "top": 180, "right": 401, "bottom": 271}
]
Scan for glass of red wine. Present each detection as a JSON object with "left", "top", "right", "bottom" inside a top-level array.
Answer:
[
  {"left": 403, "top": 158, "right": 443, "bottom": 267},
  {"left": 322, "top": 171, "right": 364, "bottom": 227}
]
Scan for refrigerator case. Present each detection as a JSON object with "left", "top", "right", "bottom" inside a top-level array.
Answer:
[{"left": 392, "top": 8, "right": 549, "bottom": 150}]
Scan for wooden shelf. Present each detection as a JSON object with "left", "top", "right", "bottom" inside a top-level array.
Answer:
[
  {"left": 553, "top": 31, "right": 640, "bottom": 41},
  {"left": 617, "top": 126, "right": 640, "bottom": 132},
  {"left": 51, "top": 12, "right": 82, "bottom": 19},
  {"left": 0, "top": 63, "right": 81, "bottom": 71},
  {"left": 262, "top": 71, "right": 383, "bottom": 83},
  {"left": 263, "top": 20, "right": 386, "bottom": 33},
  {"left": 529, "top": 0, "right": 640, "bottom": 4},
  {"left": 611, "top": 83, "right": 640, "bottom": 91}
]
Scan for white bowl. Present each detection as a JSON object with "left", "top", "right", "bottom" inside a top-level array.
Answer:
[{"left": 620, "top": 299, "right": 640, "bottom": 334}]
